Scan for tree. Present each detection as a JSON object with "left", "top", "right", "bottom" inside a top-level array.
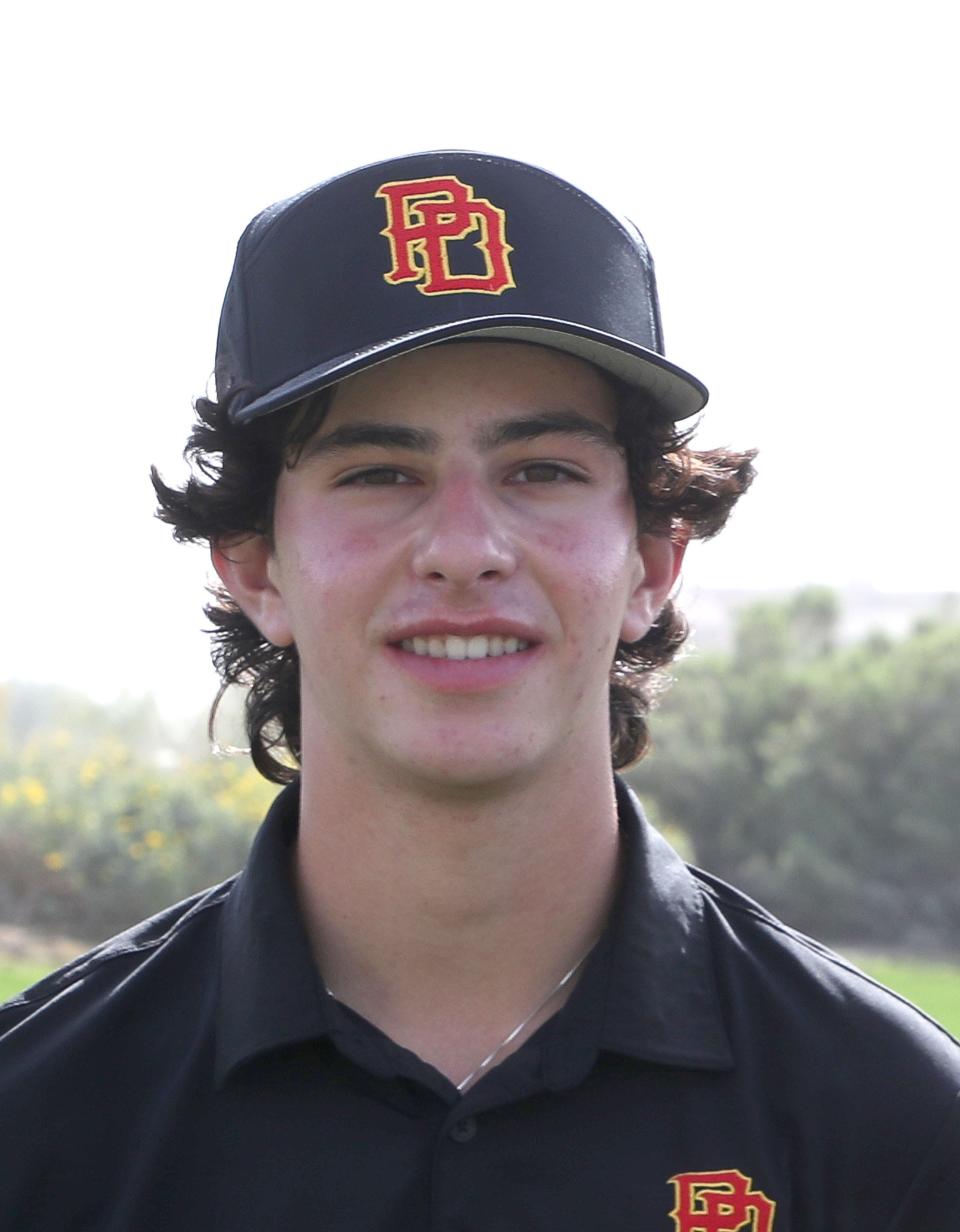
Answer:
[{"left": 630, "top": 592, "right": 960, "bottom": 950}]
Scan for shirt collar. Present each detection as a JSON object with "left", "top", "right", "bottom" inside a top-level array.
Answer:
[
  {"left": 215, "top": 773, "right": 733, "bottom": 1087},
  {"left": 215, "top": 778, "right": 333, "bottom": 1086},
  {"left": 551, "top": 775, "right": 733, "bottom": 1075}
]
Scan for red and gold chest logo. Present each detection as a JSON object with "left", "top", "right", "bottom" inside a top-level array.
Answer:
[
  {"left": 375, "top": 175, "right": 515, "bottom": 296},
  {"left": 669, "top": 1170, "right": 776, "bottom": 1231}
]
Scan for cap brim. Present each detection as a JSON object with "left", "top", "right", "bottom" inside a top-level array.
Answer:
[{"left": 229, "top": 316, "right": 708, "bottom": 425}]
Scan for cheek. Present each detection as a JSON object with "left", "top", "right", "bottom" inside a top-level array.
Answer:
[
  {"left": 536, "top": 510, "right": 638, "bottom": 593},
  {"left": 280, "top": 496, "right": 372, "bottom": 570},
  {"left": 535, "top": 524, "right": 639, "bottom": 657},
  {"left": 276, "top": 511, "right": 383, "bottom": 625}
]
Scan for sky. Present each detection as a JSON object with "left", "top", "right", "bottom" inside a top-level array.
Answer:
[{"left": 3, "top": 0, "right": 957, "bottom": 718}]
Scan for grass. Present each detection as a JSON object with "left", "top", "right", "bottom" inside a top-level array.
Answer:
[
  {"left": 0, "top": 964, "right": 56, "bottom": 1004},
  {"left": 2, "top": 951, "right": 958, "bottom": 1036},
  {"left": 845, "top": 952, "right": 960, "bottom": 1038}
]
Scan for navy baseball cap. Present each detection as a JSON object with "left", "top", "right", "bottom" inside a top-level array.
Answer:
[{"left": 216, "top": 151, "right": 708, "bottom": 425}]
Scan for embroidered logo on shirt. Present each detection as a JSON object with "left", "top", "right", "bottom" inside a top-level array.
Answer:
[
  {"left": 669, "top": 1169, "right": 776, "bottom": 1231},
  {"left": 376, "top": 175, "right": 515, "bottom": 296}
]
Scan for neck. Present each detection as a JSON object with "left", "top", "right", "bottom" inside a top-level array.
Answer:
[{"left": 291, "top": 742, "right": 621, "bottom": 1088}]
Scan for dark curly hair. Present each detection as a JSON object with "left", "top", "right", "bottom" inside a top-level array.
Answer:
[{"left": 151, "top": 370, "right": 755, "bottom": 783}]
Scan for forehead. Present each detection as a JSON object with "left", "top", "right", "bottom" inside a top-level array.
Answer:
[{"left": 320, "top": 341, "right": 621, "bottom": 434}]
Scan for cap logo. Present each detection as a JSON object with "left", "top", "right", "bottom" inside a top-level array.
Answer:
[
  {"left": 669, "top": 1170, "right": 776, "bottom": 1231},
  {"left": 375, "top": 175, "right": 515, "bottom": 296}
]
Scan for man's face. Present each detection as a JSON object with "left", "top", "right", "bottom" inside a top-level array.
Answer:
[{"left": 232, "top": 342, "right": 679, "bottom": 795}]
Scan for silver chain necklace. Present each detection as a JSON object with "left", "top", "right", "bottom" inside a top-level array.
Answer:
[{"left": 325, "top": 946, "right": 592, "bottom": 1093}]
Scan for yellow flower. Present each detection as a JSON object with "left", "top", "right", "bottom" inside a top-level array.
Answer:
[
  {"left": 20, "top": 777, "right": 47, "bottom": 807},
  {"left": 80, "top": 759, "right": 101, "bottom": 785},
  {"left": 116, "top": 816, "right": 134, "bottom": 834},
  {"left": 43, "top": 851, "right": 67, "bottom": 871},
  {"left": 144, "top": 830, "right": 166, "bottom": 850},
  {"left": 0, "top": 783, "right": 18, "bottom": 807}
]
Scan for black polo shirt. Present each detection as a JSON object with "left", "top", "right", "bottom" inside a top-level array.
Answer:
[{"left": 1, "top": 777, "right": 958, "bottom": 1230}]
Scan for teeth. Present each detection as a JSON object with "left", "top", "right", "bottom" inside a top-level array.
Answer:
[{"left": 399, "top": 635, "right": 530, "bottom": 659}]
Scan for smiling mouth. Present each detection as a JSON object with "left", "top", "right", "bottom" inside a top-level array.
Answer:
[{"left": 397, "top": 634, "right": 532, "bottom": 660}]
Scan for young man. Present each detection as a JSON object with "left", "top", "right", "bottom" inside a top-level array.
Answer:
[{"left": 1, "top": 152, "right": 958, "bottom": 1229}]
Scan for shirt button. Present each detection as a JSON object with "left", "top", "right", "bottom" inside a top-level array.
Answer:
[{"left": 449, "top": 1116, "right": 478, "bottom": 1143}]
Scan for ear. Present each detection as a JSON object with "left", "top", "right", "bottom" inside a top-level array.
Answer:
[
  {"left": 620, "top": 533, "right": 686, "bottom": 645},
  {"left": 211, "top": 536, "right": 295, "bottom": 648}
]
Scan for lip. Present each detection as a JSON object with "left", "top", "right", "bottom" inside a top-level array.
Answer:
[
  {"left": 384, "top": 617, "right": 543, "bottom": 646},
  {"left": 383, "top": 640, "right": 542, "bottom": 694},
  {"left": 380, "top": 615, "right": 545, "bottom": 694}
]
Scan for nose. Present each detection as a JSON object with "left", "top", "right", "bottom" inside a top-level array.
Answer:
[{"left": 410, "top": 471, "right": 518, "bottom": 588}]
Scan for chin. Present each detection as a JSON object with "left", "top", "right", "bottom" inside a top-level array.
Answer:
[{"left": 384, "top": 739, "right": 545, "bottom": 800}]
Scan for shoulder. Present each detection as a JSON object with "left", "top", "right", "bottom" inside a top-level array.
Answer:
[
  {"left": 0, "top": 877, "right": 235, "bottom": 1064},
  {"left": 691, "top": 863, "right": 960, "bottom": 1111},
  {"left": 687, "top": 867, "right": 960, "bottom": 1225},
  {"left": 695, "top": 867, "right": 956, "bottom": 1049},
  {"left": 0, "top": 881, "right": 237, "bottom": 1225}
]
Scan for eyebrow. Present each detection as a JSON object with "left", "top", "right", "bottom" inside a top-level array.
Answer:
[
  {"left": 299, "top": 422, "right": 438, "bottom": 460},
  {"left": 477, "top": 411, "right": 620, "bottom": 453},
  {"left": 298, "top": 410, "right": 621, "bottom": 462}
]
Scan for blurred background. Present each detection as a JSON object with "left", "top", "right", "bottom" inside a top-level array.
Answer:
[{"left": 1, "top": 0, "right": 957, "bottom": 1024}]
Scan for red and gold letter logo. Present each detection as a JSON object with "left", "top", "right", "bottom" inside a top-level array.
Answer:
[
  {"left": 376, "top": 175, "right": 515, "bottom": 296},
  {"left": 670, "top": 1170, "right": 776, "bottom": 1232}
]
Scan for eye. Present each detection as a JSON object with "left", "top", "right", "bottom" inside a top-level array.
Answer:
[
  {"left": 510, "top": 462, "right": 586, "bottom": 484},
  {"left": 337, "top": 467, "right": 417, "bottom": 487}
]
